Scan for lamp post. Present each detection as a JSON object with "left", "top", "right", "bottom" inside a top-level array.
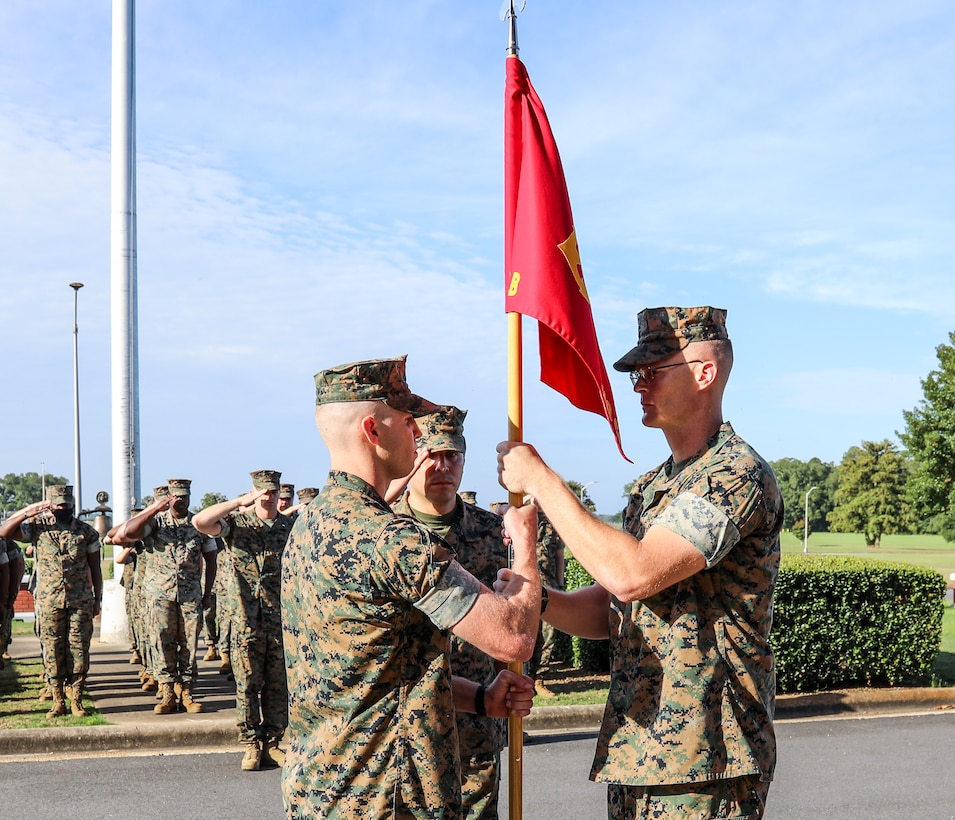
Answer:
[
  {"left": 70, "top": 282, "right": 84, "bottom": 516},
  {"left": 579, "top": 481, "right": 597, "bottom": 504},
  {"left": 803, "top": 486, "right": 818, "bottom": 554}
]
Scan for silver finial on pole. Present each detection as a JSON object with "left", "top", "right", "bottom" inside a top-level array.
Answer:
[{"left": 501, "top": 0, "right": 526, "bottom": 56}]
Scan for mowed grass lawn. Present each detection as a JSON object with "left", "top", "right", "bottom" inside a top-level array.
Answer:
[{"left": 781, "top": 530, "right": 955, "bottom": 580}]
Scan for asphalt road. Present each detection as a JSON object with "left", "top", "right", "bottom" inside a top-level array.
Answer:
[{"left": 2, "top": 711, "right": 954, "bottom": 819}]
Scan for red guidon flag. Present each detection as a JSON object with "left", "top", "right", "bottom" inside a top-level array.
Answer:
[{"left": 504, "top": 54, "right": 629, "bottom": 461}]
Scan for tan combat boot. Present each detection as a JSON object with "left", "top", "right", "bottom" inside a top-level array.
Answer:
[
  {"left": 174, "top": 682, "right": 204, "bottom": 713},
  {"left": 202, "top": 645, "right": 219, "bottom": 662},
  {"left": 129, "top": 648, "right": 142, "bottom": 665},
  {"left": 241, "top": 738, "right": 262, "bottom": 772},
  {"left": 69, "top": 679, "right": 89, "bottom": 717},
  {"left": 46, "top": 681, "right": 68, "bottom": 718},
  {"left": 141, "top": 673, "right": 158, "bottom": 692},
  {"left": 262, "top": 738, "right": 286, "bottom": 769},
  {"left": 154, "top": 682, "right": 178, "bottom": 714},
  {"left": 38, "top": 682, "right": 53, "bottom": 702},
  {"left": 217, "top": 651, "right": 231, "bottom": 676}
]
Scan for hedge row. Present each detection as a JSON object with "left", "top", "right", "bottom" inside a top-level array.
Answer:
[
  {"left": 557, "top": 553, "right": 945, "bottom": 693},
  {"left": 773, "top": 554, "right": 944, "bottom": 692}
]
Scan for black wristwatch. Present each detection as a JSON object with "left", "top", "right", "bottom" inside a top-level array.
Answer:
[{"left": 540, "top": 585, "right": 549, "bottom": 615}]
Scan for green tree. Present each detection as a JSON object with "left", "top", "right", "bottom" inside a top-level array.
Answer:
[
  {"left": 0, "top": 471, "right": 70, "bottom": 516},
  {"left": 565, "top": 480, "right": 597, "bottom": 513},
  {"left": 196, "top": 492, "right": 227, "bottom": 511},
  {"left": 899, "top": 332, "right": 955, "bottom": 534},
  {"left": 827, "top": 440, "right": 912, "bottom": 546},
  {"left": 769, "top": 457, "right": 836, "bottom": 532}
]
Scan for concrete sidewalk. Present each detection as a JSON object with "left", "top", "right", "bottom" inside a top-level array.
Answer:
[{"left": 3, "top": 625, "right": 955, "bottom": 759}]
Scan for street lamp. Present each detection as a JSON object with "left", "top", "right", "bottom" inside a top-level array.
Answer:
[
  {"left": 803, "top": 486, "right": 818, "bottom": 554},
  {"left": 579, "top": 481, "right": 597, "bottom": 503},
  {"left": 70, "top": 282, "right": 84, "bottom": 516}
]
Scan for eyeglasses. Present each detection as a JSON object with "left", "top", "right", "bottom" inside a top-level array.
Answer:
[{"left": 629, "top": 360, "right": 703, "bottom": 387}]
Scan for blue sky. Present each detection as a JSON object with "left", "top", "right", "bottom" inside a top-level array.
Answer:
[{"left": 2, "top": 0, "right": 954, "bottom": 516}]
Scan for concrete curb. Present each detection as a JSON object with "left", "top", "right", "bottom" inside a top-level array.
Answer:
[
  {"left": 775, "top": 686, "right": 955, "bottom": 719},
  {"left": 3, "top": 690, "right": 954, "bottom": 759},
  {"left": 0, "top": 720, "right": 239, "bottom": 757}
]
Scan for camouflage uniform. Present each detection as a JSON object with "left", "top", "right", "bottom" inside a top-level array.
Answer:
[
  {"left": 17, "top": 513, "right": 101, "bottom": 687},
  {"left": 393, "top": 494, "right": 508, "bottom": 820},
  {"left": 0, "top": 541, "right": 11, "bottom": 660},
  {"left": 1, "top": 538, "right": 24, "bottom": 656},
  {"left": 527, "top": 511, "right": 565, "bottom": 684},
  {"left": 595, "top": 422, "right": 781, "bottom": 817},
  {"left": 219, "top": 506, "right": 292, "bottom": 746},
  {"left": 214, "top": 537, "right": 237, "bottom": 659},
  {"left": 131, "top": 540, "right": 157, "bottom": 680},
  {"left": 118, "top": 544, "right": 139, "bottom": 657},
  {"left": 139, "top": 509, "right": 216, "bottom": 689},
  {"left": 282, "top": 470, "right": 481, "bottom": 819}
]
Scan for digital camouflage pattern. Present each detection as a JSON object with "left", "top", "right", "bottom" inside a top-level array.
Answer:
[
  {"left": 250, "top": 469, "right": 282, "bottom": 491},
  {"left": 220, "top": 508, "right": 293, "bottom": 743},
  {"left": 118, "top": 544, "right": 142, "bottom": 658},
  {"left": 613, "top": 306, "right": 729, "bottom": 371},
  {"left": 19, "top": 515, "right": 100, "bottom": 609},
  {"left": 17, "top": 513, "right": 100, "bottom": 683},
  {"left": 296, "top": 487, "right": 319, "bottom": 504},
  {"left": 313, "top": 355, "right": 439, "bottom": 417},
  {"left": 139, "top": 511, "right": 216, "bottom": 687},
  {"left": 1, "top": 539, "right": 24, "bottom": 658},
  {"left": 607, "top": 776, "right": 770, "bottom": 820},
  {"left": 415, "top": 405, "right": 468, "bottom": 454},
  {"left": 528, "top": 511, "right": 565, "bottom": 683},
  {"left": 282, "top": 470, "right": 481, "bottom": 820},
  {"left": 592, "top": 422, "right": 781, "bottom": 790},
  {"left": 131, "top": 541, "right": 156, "bottom": 678},
  {"left": 139, "top": 511, "right": 212, "bottom": 604},
  {"left": 393, "top": 493, "right": 508, "bottom": 818},
  {"left": 213, "top": 538, "right": 237, "bottom": 657}
]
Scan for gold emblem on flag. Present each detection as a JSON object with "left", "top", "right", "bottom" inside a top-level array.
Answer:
[{"left": 558, "top": 229, "right": 589, "bottom": 302}]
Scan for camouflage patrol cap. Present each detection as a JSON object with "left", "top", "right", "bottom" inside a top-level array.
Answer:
[
  {"left": 313, "top": 355, "right": 439, "bottom": 418},
  {"left": 279, "top": 483, "right": 295, "bottom": 499},
  {"left": 613, "top": 306, "right": 729, "bottom": 371},
  {"left": 250, "top": 469, "right": 281, "bottom": 491},
  {"left": 416, "top": 405, "right": 467, "bottom": 454},
  {"left": 167, "top": 478, "right": 192, "bottom": 497},
  {"left": 47, "top": 485, "right": 74, "bottom": 506},
  {"left": 153, "top": 486, "right": 170, "bottom": 498},
  {"left": 297, "top": 487, "right": 319, "bottom": 503},
  {"left": 459, "top": 491, "right": 477, "bottom": 505}
]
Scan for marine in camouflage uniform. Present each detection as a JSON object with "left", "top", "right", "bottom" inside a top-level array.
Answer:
[
  {"left": 393, "top": 406, "right": 509, "bottom": 820},
  {"left": 108, "top": 506, "right": 144, "bottom": 666},
  {"left": 1, "top": 537, "right": 24, "bottom": 666},
  {"left": 526, "top": 509, "right": 565, "bottom": 692},
  {"left": 281, "top": 357, "right": 541, "bottom": 820},
  {"left": 193, "top": 469, "right": 293, "bottom": 772},
  {"left": 0, "top": 541, "right": 9, "bottom": 668},
  {"left": 124, "top": 479, "right": 217, "bottom": 714},
  {"left": 109, "top": 497, "right": 159, "bottom": 686},
  {"left": 213, "top": 535, "right": 237, "bottom": 672},
  {"left": 277, "top": 483, "right": 295, "bottom": 515},
  {"left": 0, "top": 485, "right": 103, "bottom": 717},
  {"left": 496, "top": 307, "right": 782, "bottom": 820}
]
